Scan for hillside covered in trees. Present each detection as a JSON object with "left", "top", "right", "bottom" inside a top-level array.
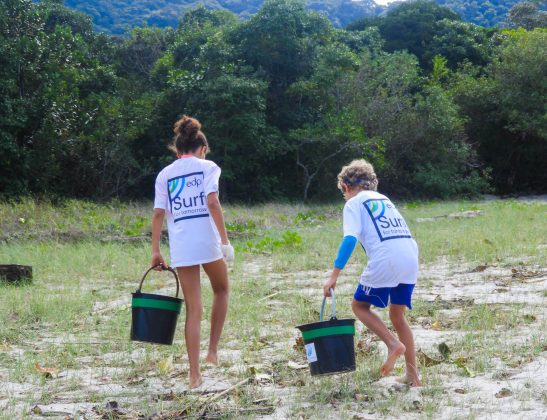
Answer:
[
  {"left": 435, "top": 0, "right": 543, "bottom": 27},
  {"left": 39, "top": 0, "right": 547, "bottom": 34},
  {"left": 2, "top": 0, "right": 546, "bottom": 201},
  {"left": 60, "top": 0, "right": 380, "bottom": 33}
]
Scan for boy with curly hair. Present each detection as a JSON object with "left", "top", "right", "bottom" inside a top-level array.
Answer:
[{"left": 324, "top": 159, "right": 421, "bottom": 386}]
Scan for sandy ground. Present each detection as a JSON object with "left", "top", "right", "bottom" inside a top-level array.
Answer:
[{"left": 1, "top": 258, "right": 545, "bottom": 419}]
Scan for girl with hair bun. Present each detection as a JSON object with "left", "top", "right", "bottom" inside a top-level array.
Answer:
[{"left": 151, "top": 115, "right": 234, "bottom": 389}]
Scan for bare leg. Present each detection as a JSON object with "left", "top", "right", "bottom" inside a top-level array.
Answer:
[
  {"left": 352, "top": 299, "right": 406, "bottom": 376},
  {"left": 389, "top": 304, "right": 421, "bottom": 387},
  {"left": 202, "top": 258, "right": 229, "bottom": 365},
  {"left": 177, "top": 266, "right": 203, "bottom": 389}
]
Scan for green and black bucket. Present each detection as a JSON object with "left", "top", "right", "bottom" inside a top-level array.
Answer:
[
  {"left": 296, "top": 289, "right": 356, "bottom": 376},
  {"left": 131, "top": 265, "right": 183, "bottom": 345}
]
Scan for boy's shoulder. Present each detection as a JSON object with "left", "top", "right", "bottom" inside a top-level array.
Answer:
[{"left": 348, "top": 190, "right": 387, "bottom": 205}]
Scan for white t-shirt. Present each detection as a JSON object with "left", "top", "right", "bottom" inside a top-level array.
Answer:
[
  {"left": 343, "top": 190, "right": 419, "bottom": 288},
  {"left": 154, "top": 156, "right": 223, "bottom": 267}
]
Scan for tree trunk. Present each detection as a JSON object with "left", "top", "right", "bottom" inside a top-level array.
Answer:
[{"left": 0, "top": 265, "right": 33, "bottom": 283}]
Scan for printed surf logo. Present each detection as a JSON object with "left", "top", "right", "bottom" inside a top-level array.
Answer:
[
  {"left": 168, "top": 177, "right": 186, "bottom": 200},
  {"left": 367, "top": 199, "right": 386, "bottom": 220},
  {"left": 168, "top": 172, "right": 208, "bottom": 222},
  {"left": 363, "top": 199, "right": 412, "bottom": 242}
]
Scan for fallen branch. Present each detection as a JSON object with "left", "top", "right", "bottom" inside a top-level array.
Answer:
[
  {"left": 416, "top": 210, "right": 482, "bottom": 223},
  {"left": 193, "top": 378, "right": 264, "bottom": 419},
  {"left": 196, "top": 406, "right": 275, "bottom": 419},
  {"left": 257, "top": 292, "right": 281, "bottom": 302},
  {"left": 206, "top": 377, "right": 251, "bottom": 404}
]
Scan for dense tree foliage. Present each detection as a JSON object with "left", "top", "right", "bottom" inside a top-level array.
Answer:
[
  {"left": 347, "top": 1, "right": 494, "bottom": 68},
  {"left": 53, "top": 0, "right": 379, "bottom": 34},
  {"left": 450, "top": 29, "right": 547, "bottom": 193},
  {"left": 507, "top": 1, "right": 547, "bottom": 29},
  {"left": 40, "top": 0, "right": 547, "bottom": 33},
  {"left": 2, "top": 0, "right": 546, "bottom": 201},
  {"left": 435, "top": 0, "right": 523, "bottom": 27}
]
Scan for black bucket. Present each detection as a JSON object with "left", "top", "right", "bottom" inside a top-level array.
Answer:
[
  {"left": 296, "top": 289, "right": 356, "bottom": 376},
  {"left": 131, "top": 265, "right": 183, "bottom": 345}
]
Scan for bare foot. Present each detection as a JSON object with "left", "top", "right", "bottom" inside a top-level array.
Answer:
[
  {"left": 188, "top": 374, "right": 203, "bottom": 389},
  {"left": 409, "top": 377, "right": 422, "bottom": 387},
  {"left": 395, "top": 375, "right": 422, "bottom": 387},
  {"left": 395, "top": 375, "right": 411, "bottom": 384},
  {"left": 205, "top": 352, "right": 218, "bottom": 366},
  {"left": 380, "top": 341, "right": 406, "bottom": 376}
]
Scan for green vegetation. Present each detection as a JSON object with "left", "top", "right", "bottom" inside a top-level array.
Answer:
[
  {"left": 3, "top": 1, "right": 546, "bottom": 202},
  {"left": 60, "top": 0, "right": 379, "bottom": 34},
  {"left": 436, "top": 0, "right": 547, "bottom": 28},
  {"left": 48, "top": 0, "right": 547, "bottom": 33},
  {"left": 0, "top": 199, "right": 545, "bottom": 417}
]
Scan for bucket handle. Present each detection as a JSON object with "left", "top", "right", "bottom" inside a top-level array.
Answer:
[
  {"left": 136, "top": 264, "right": 180, "bottom": 298},
  {"left": 320, "top": 288, "right": 336, "bottom": 321}
]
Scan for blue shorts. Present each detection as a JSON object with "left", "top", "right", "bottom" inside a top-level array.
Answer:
[{"left": 354, "top": 283, "right": 415, "bottom": 309}]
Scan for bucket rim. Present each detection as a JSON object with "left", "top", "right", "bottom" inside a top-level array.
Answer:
[
  {"left": 132, "top": 291, "right": 183, "bottom": 304},
  {"left": 132, "top": 296, "right": 183, "bottom": 313},
  {"left": 296, "top": 318, "right": 355, "bottom": 332},
  {"left": 299, "top": 324, "right": 355, "bottom": 341}
]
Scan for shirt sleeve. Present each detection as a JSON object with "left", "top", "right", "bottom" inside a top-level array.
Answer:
[
  {"left": 334, "top": 236, "right": 357, "bottom": 269},
  {"left": 343, "top": 200, "right": 361, "bottom": 238},
  {"left": 204, "top": 162, "right": 221, "bottom": 196},
  {"left": 153, "top": 170, "right": 168, "bottom": 210}
]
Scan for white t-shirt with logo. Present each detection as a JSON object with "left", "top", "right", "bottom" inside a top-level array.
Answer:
[
  {"left": 154, "top": 156, "right": 223, "bottom": 267},
  {"left": 343, "top": 190, "right": 419, "bottom": 288}
]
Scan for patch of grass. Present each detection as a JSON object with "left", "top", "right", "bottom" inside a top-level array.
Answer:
[
  {"left": 458, "top": 304, "right": 524, "bottom": 331},
  {"left": 244, "top": 230, "right": 302, "bottom": 254},
  {"left": 405, "top": 200, "right": 547, "bottom": 265},
  {"left": 0, "top": 198, "right": 545, "bottom": 418}
]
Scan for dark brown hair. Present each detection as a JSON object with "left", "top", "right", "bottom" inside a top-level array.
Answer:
[{"left": 170, "top": 115, "right": 208, "bottom": 154}]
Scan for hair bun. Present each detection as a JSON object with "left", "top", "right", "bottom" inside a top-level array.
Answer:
[{"left": 174, "top": 115, "right": 201, "bottom": 139}]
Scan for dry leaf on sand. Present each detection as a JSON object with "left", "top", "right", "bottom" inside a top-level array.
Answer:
[
  {"left": 35, "top": 363, "right": 59, "bottom": 378},
  {"left": 495, "top": 388, "right": 513, "bottom": 398},
  {"left": 287, "top": 361, "right": 308, "bottom": 370},
  {"left": 416, "top": 350, "right": 442, "bottom": 367},
  {"left": 431, "top": 320, "right": 442, "bottom": 331}
]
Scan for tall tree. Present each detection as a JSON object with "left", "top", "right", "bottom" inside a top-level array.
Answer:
[
  {"left": 508, "top": 1, "right": 547, "bottom": 30},
  {"left": 452, "top": 29, "right": 547, "bottom": 193}
]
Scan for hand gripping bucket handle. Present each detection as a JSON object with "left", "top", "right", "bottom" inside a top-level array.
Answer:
[
  {"left": 131, "top": 265, "right": 183, "bottom": 345},
  {"left": 135, "top": 265, "right": 180, "bottom": 296},
  {"left": 320, "top": 288, "right": 336, "bottom": 321}
]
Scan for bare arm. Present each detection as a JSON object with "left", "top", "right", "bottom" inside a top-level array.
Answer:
[
  {"left": 207, "top": 192, "right": 229, "bottom": 245},
  {"left": 151, "top": 208, "right": 167, "bottom": 269}
]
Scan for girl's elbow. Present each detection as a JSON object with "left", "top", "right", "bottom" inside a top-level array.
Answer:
[
  {"left": 207, "top": 195, "right": 221, "bottom": 210},
  {"left": 153, "top": 208, "right": 165, "bottom": 218}
]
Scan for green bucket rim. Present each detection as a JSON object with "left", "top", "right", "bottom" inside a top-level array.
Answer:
[
  {"left": 301, "top": 325, "right": 355, "bottom": 341},
  {"left": 132, "top": 297, "right": 182, "bottom": 313}
]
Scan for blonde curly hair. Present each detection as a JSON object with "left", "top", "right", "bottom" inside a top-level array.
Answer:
[{"left": 337, "top": 159, "right": 378, "bottom": 192}]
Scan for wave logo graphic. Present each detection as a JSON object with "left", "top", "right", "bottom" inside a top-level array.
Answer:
[
  {"left": 366, "top": 200, "right": 386, "bottom": 220},
  {"left": 168, "top": 177, "right": 186, "bottom": 200}
]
